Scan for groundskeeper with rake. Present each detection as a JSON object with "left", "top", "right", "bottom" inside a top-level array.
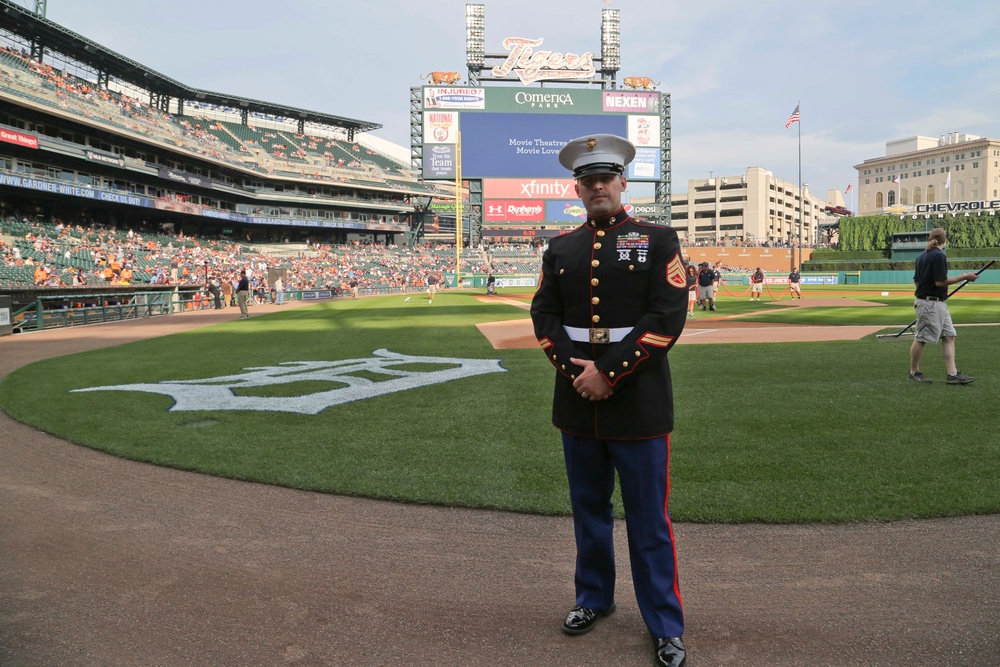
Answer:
[{"left": 908, "top": 227, "right": 980, "bottom": 384}]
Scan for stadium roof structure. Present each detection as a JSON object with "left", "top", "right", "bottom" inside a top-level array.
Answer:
[{"left": 0, "top": 0, "right": 381, "bottom": 137}]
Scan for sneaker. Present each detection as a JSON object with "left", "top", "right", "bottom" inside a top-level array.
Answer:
[
  {"left": 947, "top": 371, "right": 975, "bottom": 385},
  {"left": 710, "top": 305, "right": 717, "bottom": 311},
  {"left": 908, "top": 371, "right": 932, "bottom": 383},
  {"left": 687, "top": 312, "right": 694, "bottom": 318}
]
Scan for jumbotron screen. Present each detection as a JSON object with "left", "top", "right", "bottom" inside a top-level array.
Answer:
[{"left": 421, "top": 86, "right": 663, "bottom": 233}]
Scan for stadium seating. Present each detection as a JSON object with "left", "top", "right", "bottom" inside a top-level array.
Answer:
[
  {"left": 0, "top": 50, "right": 425, "bottom": 193},
  {"left": 1, "top": 216, "right": 520, "bottom": 291}
]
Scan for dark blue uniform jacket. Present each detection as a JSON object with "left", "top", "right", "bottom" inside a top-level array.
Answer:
[{"left": 530, "top": 209, "right": 688, "bottom": 439}]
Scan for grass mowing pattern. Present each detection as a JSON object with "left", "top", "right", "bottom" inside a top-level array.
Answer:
[
  {"left": 715, "top": 284, "right": 1000, "bottom": 325},
  {"left": 1, "top": 289, "right": 998, "bottom": 522}
]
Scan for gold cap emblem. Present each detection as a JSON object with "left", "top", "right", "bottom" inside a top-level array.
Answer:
[{"left": 586, "top": 137, "right": 598, "bottom": 151}]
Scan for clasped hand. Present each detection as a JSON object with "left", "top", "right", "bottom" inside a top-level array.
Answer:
[{"left": 570, "top": 357, "right": 613, "bottom": 401}]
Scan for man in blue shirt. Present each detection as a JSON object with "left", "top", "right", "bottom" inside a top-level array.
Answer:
[
  {"left": 909, "top": 228, "right": 978, "bottom": 384},
  {"left": 236, "top": 270, "right": 251, "bottom": 319}
]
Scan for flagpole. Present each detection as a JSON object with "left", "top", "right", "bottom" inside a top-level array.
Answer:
[{"left": 797, "top": 100, "right": 802, "bottom": 271}]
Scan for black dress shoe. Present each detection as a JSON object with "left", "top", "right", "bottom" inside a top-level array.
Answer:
[
  {"left": 654, "top": 636, "right": 686, "bottom": 667},
  {"left": 561, "top": 604, "right": 616, "bottom": 635}
]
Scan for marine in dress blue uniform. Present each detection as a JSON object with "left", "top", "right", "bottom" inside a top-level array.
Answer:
[{"left": 530, "top": 135, "right": 688, "bottom": 667}]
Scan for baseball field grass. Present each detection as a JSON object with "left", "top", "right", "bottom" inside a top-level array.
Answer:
[{"left": 1, "top": 286, "right": 998, "bottom": 523}]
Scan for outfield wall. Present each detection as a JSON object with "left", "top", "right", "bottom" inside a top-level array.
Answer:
[
  {"left": 443, "top": 269, "right": 1000, "bottom": 289},
  {"left": 721, "top": 269, "right": 1000, "bottom": 285},
  {"left": 847, "top": 269, "right": 1000, "bottom": 285}
]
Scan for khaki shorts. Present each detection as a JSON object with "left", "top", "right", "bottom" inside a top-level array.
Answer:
[
  {"left": 913, "top": 299, "right": 956, "bottom": 343},
  {"left": 751, "top": 283, "right": 763, "bottom": 293}
]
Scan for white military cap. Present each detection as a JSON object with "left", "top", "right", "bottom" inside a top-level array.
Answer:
[{"left": 558, "top": 134, "right": 636, "bottom": 179}]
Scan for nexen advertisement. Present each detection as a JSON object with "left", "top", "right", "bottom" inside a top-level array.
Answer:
[{"left": 459, "top": 113, "right": 627, "bottom": 178}]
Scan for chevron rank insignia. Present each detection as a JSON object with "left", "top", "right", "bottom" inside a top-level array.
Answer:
[
  {"left": 666, "top": 253, "right": 686, "bottom": 288},
  {"left": 639, "top": 332, "right": 674, "bottom": 348}
]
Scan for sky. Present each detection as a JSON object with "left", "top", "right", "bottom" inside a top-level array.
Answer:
[{"left": 23, "top": 0, "right": 1000, "bottom": 204}]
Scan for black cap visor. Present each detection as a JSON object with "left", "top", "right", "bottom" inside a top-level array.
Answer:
[{"left": 573, "top": 162, "right": 625, "bottom": 179}]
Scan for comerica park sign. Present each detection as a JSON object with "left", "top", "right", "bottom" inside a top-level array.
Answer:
[{"left": 915, "top": 200, "right": 1000, "bottom": 213}]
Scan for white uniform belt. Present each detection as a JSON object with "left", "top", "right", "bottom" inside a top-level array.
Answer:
[{"left": 564, "top": 325, "right": 633, "bottom": 344}]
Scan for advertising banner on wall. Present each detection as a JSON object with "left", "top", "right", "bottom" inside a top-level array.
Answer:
[
  {"left": 626, "top": 203, "right": 662, "bottom": 218},
  {"left": 483, "top": 178, "right": 576, "bottom": 200},
  {"left": 545, "top": 200, "right": 590, "bottom": 222},
  {"left": 480, "top": 87, "right": 604, "bottom": 114},
  {"left": 0, "top": 295, "right": 11, "bottom": 336},
  {"left": 87, "top": 150, "right": 126, "bottom": 168},
  {"left": 483, "top": 200, "right": 545, "bottom": 222},
  {"left": 0, "top": 128, "right": 38, "bottom": 149},
  {"left": 481, "top": 228, "right": 564, "bottom": 239},
  {"left": 423, "top": 87, "right": 486, "bottom": 110},
  {"left": 628, "top": 147, "right": 661, "bottom": 180},
  {"left": 0, "top": 173, "right": 154, "bottom": 206},
  {"left": 628, "top": 116, "right": 660, "bottom": 148},
  {"left": 423, "top": 111, "right": 459, "bottom": 144},
  {"left": 424, "top": 144, "right": 457, "bottom": 179},
  {"left": 155, "top": 198, "right": 204, "bottom": 215},
  {"left": 801, "top": 275, "right": 839, "bottom": 285},
  {"left": 159, "top": 167, "right": 214, "bottom": 188},
  {"left": 602, "top": 92, "right": 661, "bottom": 114}
]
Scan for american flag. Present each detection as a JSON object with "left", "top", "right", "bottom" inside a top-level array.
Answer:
[
  {"left": 945, "top": 172, "right": 952, "bottom": 189},
  {"left": 845, "top": 180, "right": 853, "bottom": 193},
  {"left": 891, "top": 175, "right": 900, "bottom": 184},
  {"left": 785, "top": 104, "right": 800, "bottom": 129}
]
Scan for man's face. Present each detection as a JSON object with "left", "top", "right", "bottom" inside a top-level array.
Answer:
[{"left": 575, "top": 173, "right": 626, "bottom": 218}]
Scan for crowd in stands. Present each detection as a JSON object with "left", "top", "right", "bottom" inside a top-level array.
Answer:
[
  {"left": 2, "top": 215, "right": 814, "bottom": 300},
  {"left": 0, "top": 216, "right": 492, "bottom": 295},
  {"left": 0, "top": 44, "right": 441, "bottom": 195}
]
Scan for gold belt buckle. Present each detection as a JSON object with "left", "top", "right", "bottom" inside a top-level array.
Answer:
[{"left": 589, "top": 327, "right": 610, "bottom": 344}]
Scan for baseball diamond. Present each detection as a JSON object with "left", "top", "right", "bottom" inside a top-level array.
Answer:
[
  {"left": 2, "top": 2, "right": 1000, "bottom": 665},
  {"left": 2, "top": 291, "right": 999, "bottom": 666}
]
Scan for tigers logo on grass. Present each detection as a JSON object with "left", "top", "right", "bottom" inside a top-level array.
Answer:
[{"left": 70, "top": 349, "right": 506, "bottom": 415}]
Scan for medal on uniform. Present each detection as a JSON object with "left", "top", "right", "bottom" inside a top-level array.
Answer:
[{"left": 617, "top": 232, "right": 650, "bottom": 263}]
